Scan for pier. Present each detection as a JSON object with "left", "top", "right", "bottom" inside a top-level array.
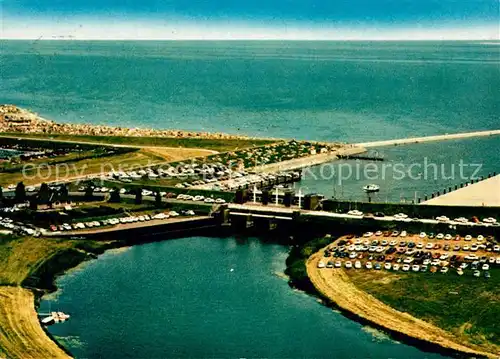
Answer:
[
  {"left": 356, "top": 129, "right": 500, "bottom": 148},
  {"left": 423, "top": 175, "right": 500, "bottom": 207}
]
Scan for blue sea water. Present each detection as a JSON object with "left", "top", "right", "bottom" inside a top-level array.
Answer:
[
  {"left": 1, "top": 41, "right": 499, "bottom": 141},
  {"left": 1, "top": 41, "right": 498, "bottom": 358}
]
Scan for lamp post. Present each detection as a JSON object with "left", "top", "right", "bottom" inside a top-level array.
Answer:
[
  {"left": 253, "top": 185, "right": 257, "bottom": 204},
  {"left": 297, "top": 188, "right": 303, "bottom": 209},
  {"left": 274, "top": 187, "right": 279, "bottom": 206},
  {"left": 297, "top": 186, "right": 309, "bottom": 209}
]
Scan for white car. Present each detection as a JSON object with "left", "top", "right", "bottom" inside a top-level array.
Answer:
[
  {"left": 363, "top": 232, "right": 374, "bottom": 237},
  {"left": 440, "top": 267, "right": 449, "bottom": 274},
  {"left": 454, "top": 217, "right": 468, "bottom": 223},
  {"left": 152, "top": 213, "right": 168, "bottom": 220},
  {"left": 169, "top": 211, "right": 179, "bottom": 217},
  {"left": 375, "top": 231, "right": 383, "bottom": 236},
  {"left": 344, "top": 261, "right": 353, "bottom": 269},
  {"left": 482, "top": 263, "right": 490, "bottom": 271},
  {"left": 204, "top": 198, "right": 215, "bottom": 203},
  {"left": 402, "top": 264, "right": 410, "bottom": 272},
  {"left": 215, "top": 198, "right": 226, "bottom": 204},
  {"left": 403, "top": 257, "right": 413, "bottom": 264},
  {"left": 394, "top": 213, "right": 408, "bottom": 219},
  {"left": 416, "top": 242, "right": 424, "bottom": 249},
  {"left": 444, "top": 234, "right": 452, "bottom": 240},
  {"left": 354, "top": 261, "right": 362, "bottom": 269},
  {"left": 477, "top": 235, "right": 484, "bottom": 241},
  {"left": 365, "top": 262, "right": 373, "bottom": 269},
  {"left": 465, "top": 235, "right": 472, "bottom": 241},
  {"left": 425, "top": 243, "right": 434, "bottom": 249},
  {"left": 317, "top": 261, "right": 326, "bottom": 269},
  {"left": 400, "top": 231, "right": 407, "bottom": 237},
  {"left": 334, "top": 261, "right": 342, "bottom": 268},
  {"left": 392, "top": 264, "right": 400, "bottom": 271},
  {"left": 119, "top": 188, "right": 127, "bottom": 194},
  {"left": 436, "top": 215, "right": 450, "bottom": 222},
  {"left": 384, "top": 263, "right": 391, "bottom": 270},
  {"left": 412, "top": 265, "right": 420, "bottom": 272},
  {"left": 419, "top": 232, "right": 426, "bottom": 238},
  {"left": 347, "top": 210, "right": 363, "bottom": 216},
  {"left": 483, "top": 217, "right": 497, "bottom": 224}
]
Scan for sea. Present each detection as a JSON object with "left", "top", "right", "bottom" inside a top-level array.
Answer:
[{"left": 1, "top": 40, "right": 499, "bottom": 358}]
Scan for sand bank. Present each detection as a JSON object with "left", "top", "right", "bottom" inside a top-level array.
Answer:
[{"left": 423, "top": 175, "right": 500, "bottom": 207}]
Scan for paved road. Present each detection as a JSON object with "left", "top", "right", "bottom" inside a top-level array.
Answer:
[{"left": 228, "top": 203, "right": 498, "bottom": 228}]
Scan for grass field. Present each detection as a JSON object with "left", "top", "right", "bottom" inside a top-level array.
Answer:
[
  {"left": 0, "top": 234, "right": 110, "bottom": 358},
  {"left": 0, "top": 236, "right": 75, "bottom": 286},
  {"left": 0, "top": 133, "right": 277, "bottom": 152},
  {"left": 346, "top": 269, "right": 500, "bottom": 353},
  {"left": 0, "top": 287, "right": 70, "bottom": 359},
  {"left": 0, "top": 150, "right": 165, "bottom": 186}
]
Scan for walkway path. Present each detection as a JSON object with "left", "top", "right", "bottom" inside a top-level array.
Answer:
[{"left": 356, "top": 129, "right": 500, "bottom": 148}]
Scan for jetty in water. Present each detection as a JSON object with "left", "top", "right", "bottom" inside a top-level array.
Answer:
[{"left": 356, "top": 129, "right": 500, "bottom": 148}]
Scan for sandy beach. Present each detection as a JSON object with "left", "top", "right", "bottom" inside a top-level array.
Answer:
[{"left": 423, "top": 175, "right": 500, "bottom": 207}]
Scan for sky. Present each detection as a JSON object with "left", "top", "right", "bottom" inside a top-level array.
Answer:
[{"left": 1, "top": 0, "right": 499, "bottom": 40}]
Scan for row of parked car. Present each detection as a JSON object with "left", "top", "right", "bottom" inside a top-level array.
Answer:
[
  {"left": 317, "top": 259, "right": 493, "bottom": 278},
  {"left": 47, "top": 210, "right": 195, "bottom": 232},
  {"left": 175, "top": 194, "right": 226, "bottom": 204},
  {"left": 360, "top": 230, "right": 491, "bottom": 241},
  {"left": 345, "top": 210, "right": 498, "bottom": 226},
  {"left": 338, "top": 238, "right": 499, "bottom": 254},
  {"left": 0, "top": 216, "right": 41, "bottom": 236}
]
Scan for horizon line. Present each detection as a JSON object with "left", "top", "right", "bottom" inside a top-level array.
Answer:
[{"left": 2, "top": 37, "right": 499, "bottom": 41}]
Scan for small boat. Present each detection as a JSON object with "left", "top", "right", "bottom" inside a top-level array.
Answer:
[
  {"left": 41, "top": 316, "right": 55, "bottom": 325},
  {"left": 57, "top": 312, "right": 70, "bottom": 321},
  {"left": 51, "top": 312, "right": 60, "bottom": 323},
  {"left": 363, "top": 184, "right": 380, "bottom": 193}
]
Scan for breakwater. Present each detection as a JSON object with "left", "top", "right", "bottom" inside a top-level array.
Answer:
[{"left": 356, "top": 129, "right": 500, "bottom": 148}]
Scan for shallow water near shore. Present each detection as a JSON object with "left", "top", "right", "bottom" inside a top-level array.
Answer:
[{"left": 41, "top": 236, "right": 449, "bottom": 359}]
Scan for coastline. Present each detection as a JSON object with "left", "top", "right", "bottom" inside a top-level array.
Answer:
[
  {"left": 0, "top": 238, "right": 121, "bottom": 359},
  {"left": 306, "top": 249, "right": 499, "bottom": 359}
]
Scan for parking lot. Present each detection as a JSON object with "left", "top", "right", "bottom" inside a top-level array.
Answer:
[{"left": 319, "top": 231, "right": 499, "bottom": 278}]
